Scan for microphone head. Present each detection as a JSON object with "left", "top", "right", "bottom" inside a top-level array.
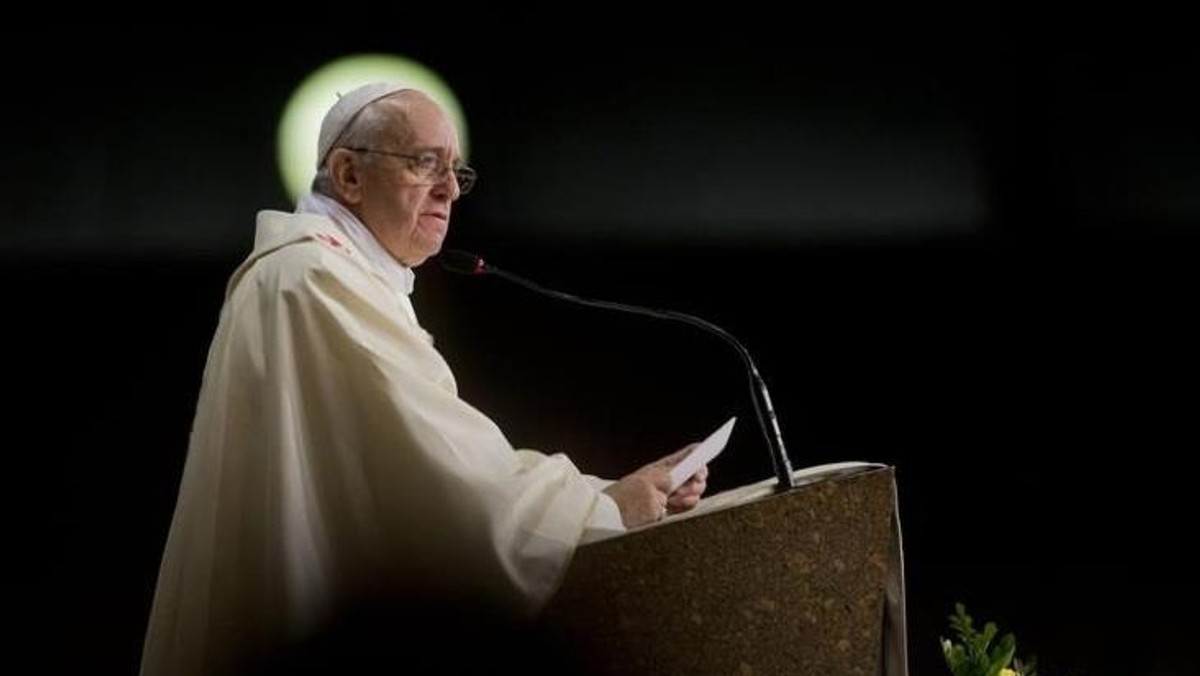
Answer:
[{"left": 439, "top": 249, "right": 490, "bottom": 275}]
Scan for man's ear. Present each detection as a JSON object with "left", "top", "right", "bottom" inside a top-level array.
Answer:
[{"left": 327, "top": 149, "right": 364, "bottom": 204}]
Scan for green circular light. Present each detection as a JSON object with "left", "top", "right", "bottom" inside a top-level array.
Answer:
[{"left": 277, "top": 54, "right": 469, "bottom": 204}]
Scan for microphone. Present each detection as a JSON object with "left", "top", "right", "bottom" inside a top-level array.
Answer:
[{"left": 439, "top": 248, "right": 797, "bottom": 491}]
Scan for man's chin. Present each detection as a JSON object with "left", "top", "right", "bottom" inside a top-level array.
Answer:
[{"left": 404, "top": 242, "right": 443, "bottom": 268}]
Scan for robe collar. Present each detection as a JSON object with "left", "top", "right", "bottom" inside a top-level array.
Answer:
[{"left": 295, "top": 192, "right": 416, "bottom": 296}]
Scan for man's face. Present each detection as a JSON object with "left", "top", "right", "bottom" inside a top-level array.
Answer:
[{"left": 355, "top": 97, "right": 463, "bottom": 268}]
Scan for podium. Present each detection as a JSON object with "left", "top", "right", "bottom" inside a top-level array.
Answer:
[{"left": 538, "top": 463, "right": 907, "bottom": 676}]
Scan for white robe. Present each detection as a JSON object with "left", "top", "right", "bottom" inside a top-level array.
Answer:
[{"left": 139, "top": 209, "right": 624, "bottom": 676}]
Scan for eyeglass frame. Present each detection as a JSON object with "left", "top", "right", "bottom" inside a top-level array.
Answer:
[{"left": 341, "top": 146, "right": 477, "bottom": 194}]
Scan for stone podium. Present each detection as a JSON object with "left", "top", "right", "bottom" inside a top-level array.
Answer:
[{"left": 538, "top": 463, "right": 907, "bottom": 675}]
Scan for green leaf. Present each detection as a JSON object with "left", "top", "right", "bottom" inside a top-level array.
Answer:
[
  {"left": 943, "top": 603, "right": 1023, "bottom": 676},
  {"left": 949, "top": 604, "right": 975, "bottom": 641},
  {"left": 984, "top": 640, "right": 1015, "bottom": 676},
  {"left": 990, "top": 632, "right": 1015, "bottom": 663}
]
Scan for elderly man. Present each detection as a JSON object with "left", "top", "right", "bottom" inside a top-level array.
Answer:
[{"left": 138, "top": 83, "right": 709, "bottom": 675}]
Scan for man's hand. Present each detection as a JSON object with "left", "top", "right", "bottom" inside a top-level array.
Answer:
[
  {"left": 659, "top": 444, "right": 709, "bottom": 515},
  {"left": 603, "top": 444, "right": 710, "bottom": 528}
]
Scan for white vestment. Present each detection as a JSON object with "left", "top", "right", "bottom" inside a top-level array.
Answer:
[{"left": 139, "top": 209, "right": 624, "bottom": 675}]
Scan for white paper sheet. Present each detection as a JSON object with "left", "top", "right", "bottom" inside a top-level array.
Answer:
[{"left": 669, "top": 416, "right": 736, "bottom": 491}]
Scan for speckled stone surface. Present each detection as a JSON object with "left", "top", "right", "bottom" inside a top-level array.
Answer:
[{"left": 539, "top": 466, "right": 897, "bottom": 675}]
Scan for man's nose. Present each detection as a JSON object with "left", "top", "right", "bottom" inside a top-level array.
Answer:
[{"left": 431, "top": 170, "right": 461, "bottom": 201}]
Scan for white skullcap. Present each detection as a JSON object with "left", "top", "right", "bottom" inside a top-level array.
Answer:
[{"left": 316, "top": 82, "right": 412, "bottom": 168}]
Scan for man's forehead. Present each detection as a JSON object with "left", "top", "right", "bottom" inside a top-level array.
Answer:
[{"left": 403, "top": 107, "right": 461, "bottom": 153}]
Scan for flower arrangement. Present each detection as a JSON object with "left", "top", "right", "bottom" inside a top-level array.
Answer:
[{"left": 941, "top": 603, "right": 1038, "bottom": 676}]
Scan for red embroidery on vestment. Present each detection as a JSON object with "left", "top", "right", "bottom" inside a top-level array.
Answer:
[{"left": 314, "top": 233, "right": 349, "bottom": 253}]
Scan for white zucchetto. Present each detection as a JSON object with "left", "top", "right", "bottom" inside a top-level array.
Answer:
[{"left": 316, "top": 82, "right": 411, "bottom": 168}]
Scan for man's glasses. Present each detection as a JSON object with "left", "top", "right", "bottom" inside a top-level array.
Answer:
[{"left": 344, "top": 147, "right": 477, "bottom": 195}]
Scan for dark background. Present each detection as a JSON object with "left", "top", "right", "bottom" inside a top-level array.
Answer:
[{"left": 6, "top": 12, "right": 1199, "bottom": 676}]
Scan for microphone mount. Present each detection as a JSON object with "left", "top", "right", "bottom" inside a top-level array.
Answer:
[{"left": 439, "top": 249, "right": 797, "bottom": 491}]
